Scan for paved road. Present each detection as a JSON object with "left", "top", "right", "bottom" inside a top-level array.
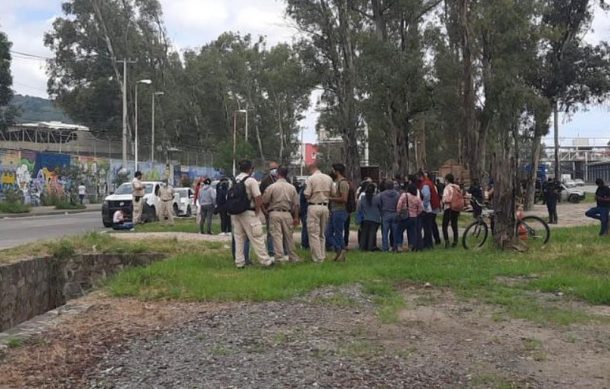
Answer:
[{"left": 0, "top": 212, "right": 104, "bottom": 250}]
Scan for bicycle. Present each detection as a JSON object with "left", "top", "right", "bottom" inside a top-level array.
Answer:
[{"left": 462, "top": 200, "right": 550, "bottom": 250}]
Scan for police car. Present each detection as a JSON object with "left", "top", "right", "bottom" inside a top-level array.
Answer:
[{"left": 101, "top": 181, "right": 179, "bottom": 227}]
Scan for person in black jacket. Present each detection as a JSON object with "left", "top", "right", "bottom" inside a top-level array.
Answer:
[
  {"left": 216, "top": 178, "right": 231, "bottom": 234},
  {"left": 585, "top": 178, "right": 610, "bottom": 236},
  {"left": 542, "top": 178, "right": 561, "bottom": 224}
]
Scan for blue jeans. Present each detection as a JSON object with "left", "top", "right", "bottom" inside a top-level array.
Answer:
[
  {"left": 405, "top": 217, "right": 420, "bottom": 250},
  {"left": 329, "top": 209, "right": 348, "bottom": 252},
  {"left": 395, "top": 217, "right": 408, "bottom": 249},
  {"left": 300, "top": 213, "right": 309, "bottom": 249},
  {"left": 585, "top": 206, "right": 610, "bottom": 235},
  {"left": 232, "top": 233, "right": 250, "bottom": 264},
  {"left": 381, "top": 212, "right": 399, "bottom": 251}
]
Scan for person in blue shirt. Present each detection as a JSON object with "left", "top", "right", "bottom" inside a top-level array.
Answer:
[{"left": 585, "top": 178, "right": 610, "bottom": 236}]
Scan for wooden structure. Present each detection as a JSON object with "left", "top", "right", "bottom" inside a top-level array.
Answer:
[{"left": 437, "top": 159, "right": 470, "bottom": 186}]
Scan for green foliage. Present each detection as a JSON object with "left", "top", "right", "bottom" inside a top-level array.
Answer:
[
  {"left": 0, "top": 30, "right": 18, "bottom": 130},
  {"left": 54, "top": 201, "right": 86, "bottom": 210},
  {"left": 108, "top": 225, "right": 610, "bottom": 325},
  {"left": 48, "top": 239, "right": 76, "bottom": 259},
  {"left": 0, "top": 201, "right": 31, "bottom": 214}
]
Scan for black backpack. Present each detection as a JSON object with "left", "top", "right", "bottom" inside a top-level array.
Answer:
[
  {"left": 340, "top": 179, "right": 357, "bottom": 213},
  {"left": 225, "top": 176, "right": 252, "bottom": 215}
]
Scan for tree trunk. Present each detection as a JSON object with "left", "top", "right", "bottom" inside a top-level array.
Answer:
[
  {"left": 553, "top": 101, "right": 560, "bottom": 180},
  {"left": 524, "top": 133, "right": 542, "bottom": 210},
  {"left": 458, "top": 0, "right": 479, "bottom": 181}
]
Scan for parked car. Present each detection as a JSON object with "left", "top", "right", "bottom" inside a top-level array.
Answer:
[
  {"left": 101, "top": 181, "right": 179, "bottom": 227},
  {"left": 174, "top": 187, "right": 194, "bottom": 217},
  {"left": 563, "top": 179, "right": 577, "bottom": 188},
  {"left": 560, "top": 184, "right": 585, "bottom": 203},
  {"left": 573, "top": 178, "right": 585, "bottom": 186}
]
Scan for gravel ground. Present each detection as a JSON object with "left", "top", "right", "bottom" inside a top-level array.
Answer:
[{"left": 91, "top": 286, "right": 464, "bottom": 388}]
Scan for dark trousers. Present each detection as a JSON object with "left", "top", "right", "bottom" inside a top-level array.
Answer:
[
  {"left": 442, "top": 209, "right": 460, "bottom": 244},
  {"left": 405, "top": 217, "right": 422, "bottom": 251},
  {"left": 301, "top": 213, "right": 309, "bottom": 249},
  {"left": 585, "top": 206, "right": 610, "bottom": 235},
  {"left": 344, "top": 214, "right": 351, "bottom": 248},
  {"left": 220, "top": 209, "right": 231, "bottom": 233},
  {"left": 359, "top": 220, "right": 379, "bottom": 251},
  {"left": 546, "top": 200, "right": 558, "bottom": 224},
  {"left": 431, "top": 215, "right": 441, "bottom": 244},
  {"left": 422, "top": 212, "right": 436, "bottom": 249}
]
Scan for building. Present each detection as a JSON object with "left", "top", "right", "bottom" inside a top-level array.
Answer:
[{"left": 0, "top": 121, "right": 122, "bottom": 159}]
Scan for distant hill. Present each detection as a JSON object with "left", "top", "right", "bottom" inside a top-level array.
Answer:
[{"left": 10, "top": 94, "right": 73, "bottom": 124}]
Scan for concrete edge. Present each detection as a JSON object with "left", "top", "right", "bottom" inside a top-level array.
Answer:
[{"left": 0, "top": 208, "right": 101, "bottom": 219}]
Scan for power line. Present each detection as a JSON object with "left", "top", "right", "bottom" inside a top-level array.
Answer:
[{"left": 9, "top": 50, "right": 51, "bottom": 60}]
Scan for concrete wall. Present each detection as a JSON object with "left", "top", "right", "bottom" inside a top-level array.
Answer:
[{"left": 0, "top": 253, "right": 164, "bottom": 332}]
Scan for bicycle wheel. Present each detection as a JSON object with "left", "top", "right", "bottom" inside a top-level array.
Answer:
[
  {"left": 516, "top": 215, "right": 550, "bottom": 248},
  {"left": 462, "top": 220, "right": 488, "bottom": 249}
]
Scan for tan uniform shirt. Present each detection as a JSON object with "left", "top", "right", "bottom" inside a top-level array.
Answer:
[
  {"left": 236, "top": 173, "right": 261, "bottom": 208},
  {"left": 263, "top": 178, "right": 299, "bottom": 213},
  {"left": 304, "top": 170, "right": 333, "bottom": 204},
  {"left": 159, "top": 184, "right": 174, "bottom": 201},
  {"left": 132, "top": 178, "right": 145, "bottom": 197}
]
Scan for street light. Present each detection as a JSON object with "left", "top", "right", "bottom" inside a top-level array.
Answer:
[
  {"left": 134, "top": 78, "right": 152, "bottom": 172},
  {"left": 151, "top": 91, "right": 164, "bottom": 165},
  {"left": 236, "top": 109, "right": 248, "bottom": 141},
  {"left": 232, "top": 109, "right": 249, "bottom": 177}
]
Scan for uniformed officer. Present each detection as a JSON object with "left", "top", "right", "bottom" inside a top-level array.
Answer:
[
  {"left": 232, "top": 159, "right": 274, "bottom": 268},
  {"left": 304, "top": 161, "right": 334, "bottom": 262},
  {"left": 262, "top": 167, "right": 300, "bottom": 263},
  {"left": 131, "top": 171, "right": 145, "bottom": 224},
  {"left": 158, "top": 179, "right": 175, "bottom": 225}
]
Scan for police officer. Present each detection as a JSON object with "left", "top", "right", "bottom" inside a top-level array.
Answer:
[
  {"left": 304, "top": 161, "right": 333, "bottom": 262},
  {"left": 131, "top": 171, "right": 145, "bottom": 224},
  {"left": 232, "top": 160, "right": 274, "bottom": 269},
  {"left": 262, "top": 167, "right": 301, "bottom": 263},
  {"left": 158, "top": 179, "right": 175, "bottom": 225}
]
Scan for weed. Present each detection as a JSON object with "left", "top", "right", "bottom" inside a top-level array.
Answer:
[
  {"left": 6, "top": 338, "right": 22, "bottom": 349},
  {"left": 49, "top": 239, "right": 76, "bottom": 259}
]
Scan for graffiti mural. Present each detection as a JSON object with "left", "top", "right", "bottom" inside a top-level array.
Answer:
[{"left": 0, "top": 147, "right": 219, "bottom": 205}]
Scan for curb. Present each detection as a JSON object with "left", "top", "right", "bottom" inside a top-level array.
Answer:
[{"left": 0, "top": 208, "right": 101, "bottom": 219}]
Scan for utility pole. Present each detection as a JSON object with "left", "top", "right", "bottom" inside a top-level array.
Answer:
[
  {"left": 116, "top": 59, "right": 136, "bottom": 171},
  {"left": 553, "top": 100, "right": 560, "bottom": 180}
]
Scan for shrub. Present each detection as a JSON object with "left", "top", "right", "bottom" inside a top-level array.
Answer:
[
  {"left": 55, "top": 201, "right": 86, "bottom": 210},
  {"left": 0, "top": 201, "right": 31, "bottom": 214}
]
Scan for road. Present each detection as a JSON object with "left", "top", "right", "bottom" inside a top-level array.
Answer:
[{"left": 0, "top": 212, "right": 104, "bottom": 250}]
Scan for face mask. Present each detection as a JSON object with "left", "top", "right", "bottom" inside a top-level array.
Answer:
[{"left": 270, "top": 169, "right": 278, "bottom": 176}]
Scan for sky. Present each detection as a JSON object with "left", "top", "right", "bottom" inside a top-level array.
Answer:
[{"left": 1, "top": 0, "right": 610, "bottom": 146}]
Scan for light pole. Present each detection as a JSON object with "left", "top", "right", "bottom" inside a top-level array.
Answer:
[
  {"left": 151, "top": 91, "right": 164, "bottom": 165},
  {"left": 232, "top": 111, "right": 237, "bottom": 177},
  {"left": 236, "top": 109, "right": 248, "bottom": 141},
  {"left": 134, "top": 79, "right": 152, "bottom": 172}
]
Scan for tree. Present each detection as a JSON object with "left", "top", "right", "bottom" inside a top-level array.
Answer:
[
  {"left": 357, "top": 0, "right": 437, "bottom": 177},
  {"left": 287, "top": 0, "right": 364, "bottom": 181},
  {"left": 523, "top": 0, "right": 610, "bottom": 210},
  {"left": 44, "top": 0, "right": 177, "bottom": 151},
  {"left": 0, "top": 30, "right": 17, "bottom": 131}
]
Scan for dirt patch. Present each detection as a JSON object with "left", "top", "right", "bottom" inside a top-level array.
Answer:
[
  {"left": 393, "top": 287, "right": 610, "bottom": 388},
  {"left": 0, "top": 292, "right": 227, "bottom": 388},
  {"left": 1, "top": 286, "right": 608, "bottom": 388}
]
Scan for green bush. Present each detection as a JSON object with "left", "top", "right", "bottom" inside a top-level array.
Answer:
[
  {"left": 0, "top": 201, "right": 31, "bottom": 214},
  {"left": 41, "top": 192, "right": 64, "bottom": 207},
  {"left": 48, "top": 239, "right": 76, "bottom": 259}
]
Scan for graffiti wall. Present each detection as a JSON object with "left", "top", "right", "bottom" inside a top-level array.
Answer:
[{"left": 0, "top": 148, "right": 218, "bottom": 205}]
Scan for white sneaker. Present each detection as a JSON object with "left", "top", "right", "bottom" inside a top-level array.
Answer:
[{"left": 276, "top": 256, "right": 289, "bottom": 263}]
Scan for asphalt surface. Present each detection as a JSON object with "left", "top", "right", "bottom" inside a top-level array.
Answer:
[{"left": 0, "top": 211, "right": 104, "bottom": 250}]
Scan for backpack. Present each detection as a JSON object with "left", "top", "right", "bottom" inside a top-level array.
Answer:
[
  {"left": 225, "top": 176, "right": 252, "bottom": 215},
  {"left": 449, "top": 184, "right": 465, "bottom": 212},
  {"left": 340, "top": 179, "right": 357, "bottom": 213}
]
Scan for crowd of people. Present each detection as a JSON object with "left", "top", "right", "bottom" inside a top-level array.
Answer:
[
  {"left": 120, "top": 160, "right": 610, "bottom": 268},
  {"left": 189, "top": 159, "right": 491, "bottom": 268}
]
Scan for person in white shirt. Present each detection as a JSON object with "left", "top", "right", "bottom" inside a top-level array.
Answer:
[
  {"left": 78, "top": 183, "right": 87, "bottom": 205},
  {"left": 112, "top": 209, "right": 134, "bottom": 230}
]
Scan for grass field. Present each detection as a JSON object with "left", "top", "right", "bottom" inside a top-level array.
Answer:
[{"left": 107, "top": 224, "right": 610, "bottom": 325}]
